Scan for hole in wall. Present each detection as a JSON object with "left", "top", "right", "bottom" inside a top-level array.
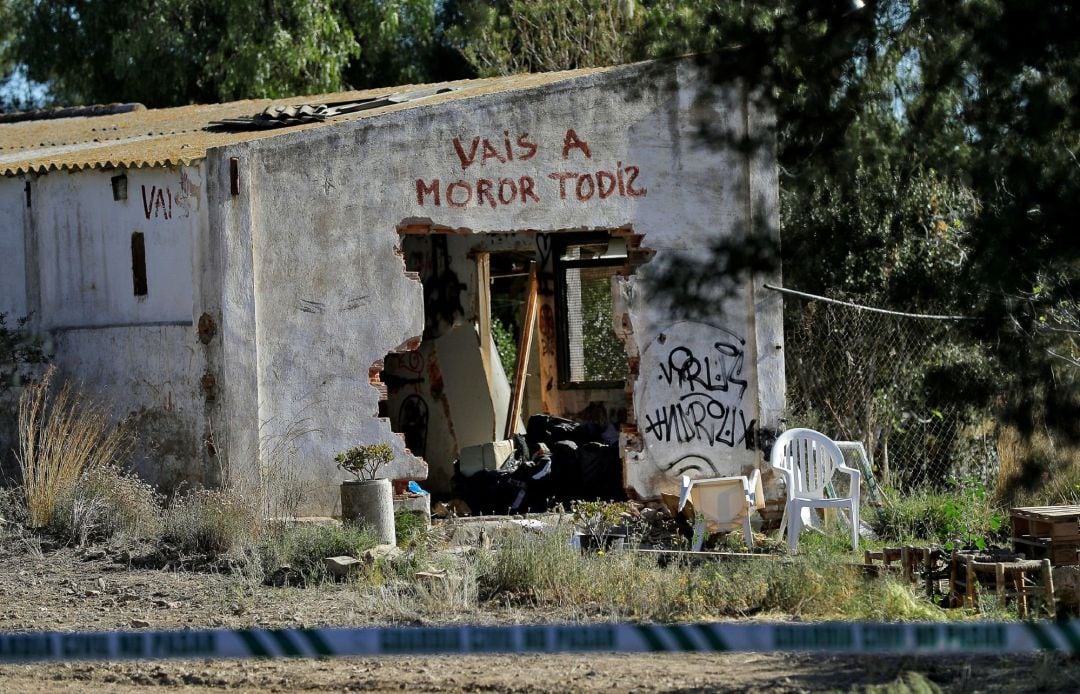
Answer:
[
  {"left": 131, "top": 232, "right": 148, "bottom": 296},
  {"left": 376, "top": 222, "right": 652, "bottom": 499}
]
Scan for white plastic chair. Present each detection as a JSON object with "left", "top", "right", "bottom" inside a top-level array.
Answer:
[
  {"left": 677, "top": 469, "right": 765, "bottom": 550},
  {"left": 770, "top": 428, "right": 861, "bottom": 553}
]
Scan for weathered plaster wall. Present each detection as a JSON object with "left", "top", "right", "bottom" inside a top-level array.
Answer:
[
  {"left": 0, "top": 178, "right": 29, "bottom": 481},
  {"left": 7, "top": 166, "right": 211, "bottom": 491},
  {"left": 213, "top": 59, "right": 782, "bottom": 511},
  {"left": 33, "top": 169, "right": 198, "bottom": 329},
  {"left": 0, "top": 179, "right": 28, "bottom": 319}
]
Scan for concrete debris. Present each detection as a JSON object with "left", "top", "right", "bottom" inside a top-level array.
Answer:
[
  {"left": 361, "top": 545, "right": 403, "bottom": 565},
  {"left": 393, "top": 493, "right": 431, "bottom": 526},
  {"left": 323, "top": 556, "right": 363, "bottom": 580},
  {"left": 266, "top": 565, "right": 301, "bottom": 587}
]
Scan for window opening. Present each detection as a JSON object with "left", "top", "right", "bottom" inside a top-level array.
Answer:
[
  {"left": 131, "top": 232, "right": 148, "bottom": 296},
  {"left": 554, "top": 235, "right": 629, "bottom": 388}
]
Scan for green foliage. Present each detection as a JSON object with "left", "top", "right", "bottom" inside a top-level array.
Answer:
[
  {"left": 571, "top": 500, "right": 628, "bottom": 538},
  {"left": 871, "top": 477, "right": 1006, "bottom": 548},
  {"left": 578, "top": 268, "right": 629, "bottom": 382},
  {"left": 335, "top": 443, "right": 394, "bottom": 481},
  {"left": 635, "top": 0, "right": 1080, "bottom": 483},
  {"left": 344, "top": 0, "right": 473, "bottom": 89},
  {"left": 394, "top": 510, "right": 430, "bottom": 549},
  {"left": 11, "top": 0, "right": 356, "bottom": 106},
  {"left": 446, "top": 0, "right": 641, "bottom": 76},
  {"left": 204, "top": 0, "right": 359, "bottom": 101},
  {"left": 491, "top": 316, "right": 517, "bottom": 376},
  {"left": 7, "top": 0, "right": 469, "bottom": 108},
  {"left": 938, "top": 477, "right": 1005, "bottom": 551}
]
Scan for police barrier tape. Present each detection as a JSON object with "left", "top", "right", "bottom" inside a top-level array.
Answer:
[{"left": 4, "top": 620, "right": 1080, "bottom": 663}]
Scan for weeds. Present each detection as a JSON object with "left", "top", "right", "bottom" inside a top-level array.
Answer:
[
  {"left": 871, "top": 478, "right": 1005, "bottom": 548},
  {"left": 0, "top": 485, "right": 27, "bottom": 529},
  {"left": 48, "top": 465, "right": 162, "bottom": 546},
  {"left": 467, "top": 525, "right": 942, "bottom": 621},
  {"left": 571, "top": 500, "right": 629, "bottom": 538},
  {"left": 17, "top": 366, "right": 135, "bottom": 526},
  {"left": 261, "top": 522, "right": 380, "bottom": 582},
  {"left": 395, "top": 511, "right": 431, "bottom": 550},
  {"left": 164, "top": 488, "right": 261, "bottom": 555}
]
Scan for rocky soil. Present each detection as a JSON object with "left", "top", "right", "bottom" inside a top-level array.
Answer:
[{"left": 1, "top": 541, "right": 1079, "bottom": 692}]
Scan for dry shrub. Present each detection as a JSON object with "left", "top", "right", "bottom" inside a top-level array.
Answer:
[
  {"left": 995, "top": 424, "right": 1030, "bottom": 494},
  {"left": 48, "top": 465, "right": 163, "bottom": 546},
  {"left": 995, "top": 422, "right": 1080, "bottom": 506},
  {"left": 0, "top": 486, "right": 27, "bottom": 541},
  {"left": 17, "top": 366, "right": 134, "bottom": 527},
  {"left": 164, "top": 488, "right": 262, "bottom": 555},
  {"left": 261, "top": 522, "right": 380, "bottom": 582}
]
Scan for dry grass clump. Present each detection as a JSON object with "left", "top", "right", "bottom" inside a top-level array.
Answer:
[
  {"left": 164, "top": 488, "right": 262, "bottom": 555},
  {"left": 17, "top": 366, "right": 135, "bottom": 527},
  {"left": 48, "top": 465, "right": 163, "bottom": 546},
  {"left": 993, "top": 422, "right": 1080, "bottom": 507},
  {"left": 0, "top": 486, "right": 28, "bottom": 541}
]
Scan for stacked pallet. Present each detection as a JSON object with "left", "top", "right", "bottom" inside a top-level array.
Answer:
[{"left": 1011, "top": 506, "right": 1080, "bottom": 566}]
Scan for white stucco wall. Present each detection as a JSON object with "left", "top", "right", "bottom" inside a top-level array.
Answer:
[
  {"left": 0, "top": 179, "right": 28, "bottom": 319},
  {"left": 210, "top": 59, "right": 783, "bottom": 511},
  {"left": 33, "top": 169, "right": 198, "bottom": 329},
  {"left": 4, "top": 166, "right": 213, "bottom": 490}
]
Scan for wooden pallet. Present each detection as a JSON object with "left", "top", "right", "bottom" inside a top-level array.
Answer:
[
  {"left": 1013, "top": 535, "right": 1080, "bottom": 565},
  {"left": 1011, "top": 506, "right": 1080, "bottom": 540},
  {"left": 1010, "top": 506, "right": 1080, "bottom": 566}
]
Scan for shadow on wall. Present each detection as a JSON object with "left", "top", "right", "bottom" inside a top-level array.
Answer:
[
  {"left": 127, "top": 407, "right": 208, "bottom": 495},
  {"left": 0, "top": 390, "right": 20, "bottom": 485}
]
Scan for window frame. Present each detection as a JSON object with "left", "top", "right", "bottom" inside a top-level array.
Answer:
[{"left": 552, "top": 233, "right": 628, "bottom": 390}]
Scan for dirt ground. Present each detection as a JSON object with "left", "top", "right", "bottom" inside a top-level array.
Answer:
[{"left": 2, "top": 544, "right": 1080, "bottom": 692}]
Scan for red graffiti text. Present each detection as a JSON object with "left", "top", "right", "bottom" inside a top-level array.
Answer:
[{"left": 141, "top": 185, "right": 174, "bottom": 220}]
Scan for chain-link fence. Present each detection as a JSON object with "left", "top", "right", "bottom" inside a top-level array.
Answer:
[{"left": 781, "top": 289, "right": 999, "bottom": 492}]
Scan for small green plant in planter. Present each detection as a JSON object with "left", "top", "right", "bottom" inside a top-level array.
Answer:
[
  {"left": 572, "top": 500, "right": 630, "bottom": 552},
  {"left": 335, "top": 443, "right": 394, "bottom": 481},
  {"left": 337, "top": 444, "right": 396, "bottom": 546}
]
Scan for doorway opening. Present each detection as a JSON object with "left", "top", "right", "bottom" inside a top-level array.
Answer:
[{"left": 376, "top": 223, "right": 651, "bottom": 508}]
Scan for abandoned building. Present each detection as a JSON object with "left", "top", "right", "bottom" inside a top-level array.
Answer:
[{"left": 0, "top": 59, "right": 784, "bottom": 514}]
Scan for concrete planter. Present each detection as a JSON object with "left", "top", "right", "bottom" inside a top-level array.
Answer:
[{"left": 340, "top": 478, "right": 396, "bottom": 546}]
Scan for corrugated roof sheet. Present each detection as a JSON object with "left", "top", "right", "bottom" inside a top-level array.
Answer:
[{"left": 0, "top": 68, "right": 611, "bottom": 177}]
